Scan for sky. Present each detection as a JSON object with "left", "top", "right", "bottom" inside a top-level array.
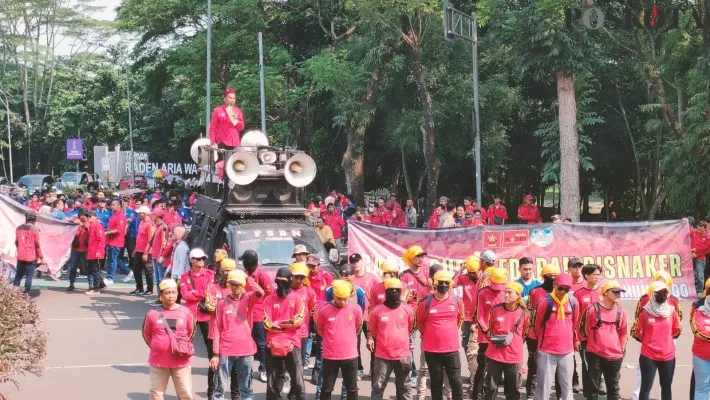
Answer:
[{"left": 55, "top": 0, "right": 119, "bottom": 56}]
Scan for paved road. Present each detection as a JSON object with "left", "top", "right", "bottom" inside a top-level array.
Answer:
[{"left": 0, "top": 279, "right": 696, "bottom": 399}]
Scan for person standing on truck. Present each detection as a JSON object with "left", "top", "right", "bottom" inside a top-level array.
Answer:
[
  {"left": 323, "top": 203, "right": 345, "bottom": 248},
  {"left": 209, "top": 88, "right": 245, "bottom": 151},
  {"left": 13, "top": 211, "right": 44, "bottom": 294},
  {"left": 180, "top": 248, "right": 217, "bottom": 399},
  {"left": 240, "top": 249, "right": 272, "bottom": 383},
  {"left": 292, "top": 244, "right": 309, "bottom": 263},
  {"left": 315, "top": 217, "right": 336, "bottom": 253},
  {"left": 132, "top": 206, "right": 155, "bottom": 296}
]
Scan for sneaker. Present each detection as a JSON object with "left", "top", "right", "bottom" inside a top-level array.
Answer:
[
  {"left": 259, "top": 371, "right": 267, "bottom": 382},
  {"left": 142, "top": 291, "right": 154, "bottom": 297},
  {"left": 66, "top": 285, "right": 75, "bottom": 292},
  {"left": 572, "top": 386, "right": 580, "bottom": 394},
  {"left": 130, "top": 289, "right": 144, "bottom": 295},
  {"left": 123, "top": 271, "right": 134, "bottom": 283},
  {"left": 86, "top": 290, "right": 98, "bottom": 295},
  {"left": 357, "top": 370, "right": 363, "bottom": 381},
  {"left": 103, "top": 278, "right": 114, "bottom": 286},
  {"left": 303, "top": 363, "right": 311, "bottom": 371},
  {"left": 598, "top": 388, "right": 607, "bottom": 395}
]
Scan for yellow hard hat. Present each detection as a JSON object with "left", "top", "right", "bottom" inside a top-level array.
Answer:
[
  {"left": 221, "top": 258, "right": 237, "bottom": 272},
  {"left": 489, "top": 268, "right": 508, "bottom": 287},
  {"left": 290, "top": 262, "right": 309, "bottom": 277},
  {"left": 506, "top": 281, "right": 523, "bottom": 296},
  {"left": 601, "top": 280, "right": 626, "bottom": 295},
  {"left": 541, "top": 264, "right": 561, "bottom": 277},
  {"left": 384, "top": 278, "right": 403, "bottom": 290},
  {"left": 214, "top": 249, "right": 228, "bottom": 263},
  {"left": 433, "top": 270, "right": 454, "bottom": 285},
  {"left": 654, "top": 270, "right": 673, "bottom": 288},
  {"left": 159, "top": 279, "right": 177, "bottom": 292},
  {"left": 227, "top": 270, "right": 247, "bottom": 286},
  {"left": 402, "top": 245, "right": 427, "bottom": 267},
  {"left": 379, "top": 261, "right": 399, "bottom": 274},
  {"left": 332, "top": 280, "right": 351, "bottom": 299},
  {"left": 465, "top": 255, "right": 481, "bottom": 273}
]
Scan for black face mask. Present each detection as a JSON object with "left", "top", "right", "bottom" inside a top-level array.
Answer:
[
  {"left": 276, "top": 281, "right": 291, "bottom": 298},
  {"left": 244, "top": 263, "right": 257, "bottom": 274},
  {"left": 654, "top": 292, "right": 668, "bottom": 304},
  {"left": 437, "top": 283, "right": 450, "bottom": 295},
  {"left": 384, "top": 289, "right": 402, "bottom": 308},
  {"left": 542, "top": 277, "right": 555, "bottom": 292}
]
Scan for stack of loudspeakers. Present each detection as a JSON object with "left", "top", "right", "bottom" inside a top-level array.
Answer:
[{"left": 190, "top": 130, "right": 317, "bottom": 207}]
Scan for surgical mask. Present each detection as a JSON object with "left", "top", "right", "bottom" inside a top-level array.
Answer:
[
  {"left": 654, "top": 292, "right": 668, "bottom": 304},
  {"left": 384, "top": 289, "right": 402, "bottom": 308},
  {"left": 436, "top": 283, "right": 450, "bottom": 295}
]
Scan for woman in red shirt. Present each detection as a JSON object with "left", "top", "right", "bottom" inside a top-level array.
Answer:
[
  {"left": 482, "top": 282, "right": 528, "bottom": 400},
  {"left": 631, "top": 281, "right": 681, "bottom": 400},
  {"left": 142, "top": 279, "right": 195, "bottom": 399},
  {"left": 416, "top": 270, "right": 464, "bottom": 400},
  {"left": 692, "top": 287, "right": 710, "bottom": 399}
]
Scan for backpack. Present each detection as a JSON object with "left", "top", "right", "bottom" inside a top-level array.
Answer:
[
  {"left": 422, "top": 293, "right": 462, "bottom": 321},
  {"left": 591, "top": 302, "right": 621, "bottom": 330},
  {"left": 539, "top": 295, "right": 577, "bottom": 347}
]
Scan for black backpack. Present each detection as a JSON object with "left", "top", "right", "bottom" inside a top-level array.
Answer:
[{"left": 591, "top": 302, "right": 621, "bottom": 330}]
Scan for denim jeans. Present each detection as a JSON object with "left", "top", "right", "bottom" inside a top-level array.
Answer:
[
  {"left": 106, "top": 245, "right": 130, "bottom": 280},
  {"left": 639, "top": 354, "right": 675, "bottom": 400},
  {"left": 252, "top": 322, "right": 267, "bottom": 372},
  {"left": 696, "top": 259, "right": 707, "bottom": 295},
  {"left": 119, "top": 237, "right": 136, "bottom": 273},
  {"left": 214, "top": 355, "right": 254, "bottom": 400},
  {"left": 67, "top": 250, "right": 86, "bottom": 285},
  {"left": 153, "top": 259, "right": 166, "bottom": 284},
  {"left": 694, "top": 355, "right": 710, "bottom": 400},
  {"left": 13, "top": 261, "right": 36, "bottom": 292}
]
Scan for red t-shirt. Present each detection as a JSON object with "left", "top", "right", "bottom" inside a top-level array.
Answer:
[
  {"left": 150, "top": 223, "right": 169, "bottom": 260},
  {"left": 142, "top": 305, "right": 194, "bottom": 368},
  {"left": 179, "top": 268, "right": 215, "bottom": 322},
  {"left": 477, "top": 287, "right": 506, "bottom": 343},
  {"left": 581, "top": 303, "right": 628, "bottom": 360},
  {"left": 371, "top": 207, "right": 393, "bottom": 226},
  {"left": 87, "top": 220, "right": 106, "bottom": 260},
  {"left": 106, "top": 212, "right": 127, "bottom": 248},
  {"left": 487, "top": 204, "right": 508, "bottom": 225},
  {"left": 417, "top": 295, "right": 464, "bottom": 353},
  {"left": 309, "top": 269, "right": 334, "bottom": 306},
  {"left": 323, "top": 212, "right": 345, "bottom": 239},
  {"left": 207, "top": 284, "right": 231, "bottom": 339},
  {"left": 533, "top": 295, "right": 579, "bottom": 355},
  {"left": 632, "top": 308, "right": 681, "bottom": 361},
  {"left": 315, "top": 302, "right": 363, "bottom": 360},
  {"left": 73, "top": 224, "right": 90, "bottom": 253},
  {"left": 399, "top": 267, "right": 431, "bottom": 306},
  {"left": 354, "top": 272, "right": 380, "bottom": 319},
  {"left": 570, "top": 279, "right": 585, "bottom": 294},
  {"left": 369, "top": 304, "right": 415, "bottom": 360},
  {"left": 292, "top": 285, "right": 317, "bottom": 339},
  {"left": 247, "top": 266, "right": 273, "bottom": 321},
  {"left": 485, "top": 304, "right": 529, "bottom": 363},
  {"left": 692, "top": 305, "right": 710, "bottom": 360},
  {"left": 264, "top": 291, "right": 306, "bottom": 348},
  {"left": 213, "top": 293, "right": 261, "bottom": 357},
  {"left": 454, "top": 274, "right": 479, "bottom": 322},
  {"left": 369, "top": 282, "right": 409, "bottom": 313},
  {"left": 573, "top": 286, "right": 600, "bottom": 340},
  {"left": 135, "top": 219, "right": 154, "bottom": 254}
]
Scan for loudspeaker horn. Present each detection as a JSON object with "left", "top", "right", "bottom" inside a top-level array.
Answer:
[
  {"left": 225, "top": 152, "right": 259, "bottom": 186},
  {"left": 284, "top": 153, "right": 317, "bottom": 188},
  {"left": 241, "top": 130, "right": 269, "bottom": 147},
  {"left": 190, "top": 138, "right": 216, "bottom": 164},
  {"left": 259, "top": 150, "right": 278, "bottom": 164}
]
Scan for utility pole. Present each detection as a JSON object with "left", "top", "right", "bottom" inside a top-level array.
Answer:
[
  {"left": 205, "top": 0, "right": 212, "bottom": 138},
  {"left": 126, "top": 66, "right": 135, "bottom": 188},
  {"left": 0, "top": 89, "right": 12, "bottom": 183},
  {"left": 444, "top": 2, "right": 482, "bottom": 207},
  {"left": 259, "top": 32, "right": 267, "bottom": 133}
]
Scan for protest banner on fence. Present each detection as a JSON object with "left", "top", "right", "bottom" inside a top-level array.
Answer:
[
  {"left": 347, "top": 219, "right": 695, "bottom": 299},
  {"left": 0, "top": 194, "right": 76, "bottom": 278}
]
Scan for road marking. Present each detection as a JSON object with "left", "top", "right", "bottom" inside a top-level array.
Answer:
[
  {"left": 45, "top": 316, "right": 143, "bottom": 321},
  {"left": 46, "top": 362, "right": 148, "bottom": 370}
]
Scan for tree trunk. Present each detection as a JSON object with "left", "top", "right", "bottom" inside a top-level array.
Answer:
[
  {"left": 648, "top": 185, "right": 668, "bottom": 221},
  {"left": 556, "top": 70, "right": 580, "bottom": 221},
  {"left": 617, "top": 93, "right": 646, "bottom": 215},
  {"left": 401, "top": 143, "right": 414, "bottom": 199}
]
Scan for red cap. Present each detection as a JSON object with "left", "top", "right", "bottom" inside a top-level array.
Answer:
[
  {"left": 224, "top": 88, "right": 236, "bottom": 96},
  {"left": 555, "top": 273, "right": 573, "bottom": 288},
  {"left": 151, "top": 208, "right": 165, "bottom": 218},
  {"left": 524, "top": 194, "right": 534, "bottom": 201}
]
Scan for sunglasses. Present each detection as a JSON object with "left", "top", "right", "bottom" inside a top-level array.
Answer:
[
  {"left": 557, "top": 287, "right": 570, "bottom": 293},
  {"left": 191, "top": 257, "right": 207, "bottom": 261},
  {"left": 340, "top": 272, "right": 353, "bottom": 277}
]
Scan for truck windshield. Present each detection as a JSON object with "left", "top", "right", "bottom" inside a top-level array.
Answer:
[{"left": 231, "top": 225, "right": 328, "bottom": 266}]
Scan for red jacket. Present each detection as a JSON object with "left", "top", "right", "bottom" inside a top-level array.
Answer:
[
  {"left": 371, "top": 206, "right": 392, "bottom": 226},
  {"left": 180, "top": 268, "right": 215, "bottom": 322},
  {"left": 150, "top": 223, "right": 169, "bottom": 260},
  {"left": 518, "top": 203, "right": 542, "bottom": 224},
  {"left": 390, "top": 204, "right": 407, "bottom": 227},
  {"left": 632, "top": 308, "right": 681, "bottom": 361},
  {"left": 15, "top": 223, "right": 43, "bottom": 262},
  {"left": 487, "top": 204, "right": 508, "bottom": 225},
  {"left": 73, "top": 223, "right": 90, "bottom": 253},
  {"left": 428, "top": 213, "right": 439, "bottom": 229},
  {"left": 209, "top": 104, "right": 245, "bottom": 147},
  {"left": 323, "top": 212, "right": 345, "bottom": 239},
  {"left": 87, "top": 220, "right": 106, "bottom": 260},
  {"left": 693, "top": 230, "right": 710, "bottom": 261}
]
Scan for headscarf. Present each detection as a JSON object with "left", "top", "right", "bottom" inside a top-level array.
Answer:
[
  {"left": 506, "top": 282, "right": 526, "bottom": 309},
  {"left": 643, "top": 281, "right": 671, "bottom": 318},
  {"left": 699, "top": 296, "right": 710, "bottom": 318}
]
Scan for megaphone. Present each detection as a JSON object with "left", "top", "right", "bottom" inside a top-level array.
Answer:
[
  {"left": 190, "top": 138, "right": 216, "bottom": 164},
  {"left": 225, "top": 152, "right": 259, "bottom": 186},
  {"left": 284, "top": 154, "right": 317, "bottom": 188},
  {"left": 259, "top": 150, "right": 278, "bottom": 164},
  {"left": 241, "top": 130, "right": 269, "bottom": 147}
]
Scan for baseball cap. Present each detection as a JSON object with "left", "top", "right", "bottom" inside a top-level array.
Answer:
[
  {"left": 158, "top": 279, "right": 177, "bottom": 292},
  {"left": 555, "top": 273, "right": 573, "bottom": 288},
  {"left": 136, "top": 205, "right": 151, "bottom": 215},
  {"left": 384, "top": 278, "right": 403, "bottom": 290},
  {"left": 524, "top": 194, "right": 534, "bottom": 201},
  {"left": 489, "top": 268, "right": 508, "bottom": 290},
  {"left": 601, "top": 280, "right": 626, "bottom": 295},
  {"left": 567, "top": 258, "right": 583, "bottom": 268},
  {"left": 227, "top": 270, "right": 247, "bottom": 286},
  {"left": 189, "top": 248, "right": 207, "bottom": 259},
  {"left": 290, "top": 262, "right": 309, "bottom": 277},
  {"left": 239, "top": 250, "right": 258, "bottom": 265},
  {"left": 348, "top": 253, "right": 362, "bottom": 264},
  {"left": 306, "top": 254, "right": 321, "bottom": 266},
  {"left": 541, "top": 264, "right": 561, "bottom": 277}
]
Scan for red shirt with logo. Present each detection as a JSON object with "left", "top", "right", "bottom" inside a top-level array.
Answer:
[
  {"left": 264, "top": 291, "right": 306, "bottom": 348},
  {"left": 87, "top": 220, "right": 106, "bottom": 260},
  {"left": 371, "top": 206, "right": 393, "bottom": 226},
  {"left": 213, "top": 292, "right": 262, "bottom": 357},
  {"left": 691, "top": 304, "right": 710, "bottom": 360},
  {"left": 573, "top": 286, "right": 600, "bottom": 340},
  {"left": 581, "top": 303, "right": 628, "bottom": 360},
  {"left": 533, "top": 295, "right": 579, "bottom": 355},
  {"left": 417, "top": 295, "right": 464, "bottom": 353},
  {"left": 292, "top": 285, "right": 317, "bottom": 339},
  {"left": 477, "top": 287, "right": 506, "bottom": 343},
  {"left": 487, "top": 204, "right": 508, "bottom": 225},
  {"left": 142, "top": 305, "right": 194, "bottom": 368},
  {"left": 454, "top": 274, "right": 480, "bottom": 322},
  {"left": 247, "top": 266, "right": 273, "bottom": 321},
  {"left": 399, "top": 267, "right": 431, "bottom": 306},
  {"left": 106, "top": 212, "right": 127, "bottom": 248},
  {"left": 369, "top": 304, "right": 414, "bottom": 360},
  {"left": 485, "top": 304, "right": 529, "bottom": 363},
  {"left": 632, "top": 308, "right": 681, "bottom": 361},
  {"left": 315, "top": 302, "right": 363, "bottom": 360},
  {"left": 309, "top": 269, "right": 334, "bottom": 306},
  {"left": 179, "top": 268, "right": 215, "bottom": 322},
  {"left": 73, "top": 223, "right": 90, "bottom": 253}
]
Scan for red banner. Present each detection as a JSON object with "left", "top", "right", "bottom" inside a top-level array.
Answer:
[
  {"left": 0, "top": 194, "right": 76, "bottom": 278},
  {"left": 347, "top": 220, "right": 695, "bottom": 299}
]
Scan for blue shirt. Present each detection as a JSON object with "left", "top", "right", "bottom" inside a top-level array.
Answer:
[
  {"left": 65, "top": 209, "right": 79, "bottom": 219},
  {"left": 178, "top": 206, "right": 192, "bottom": 225},
  {"left": 50, "top": 209, "right": 66, "bottom": 220},
  {"left": 517, "top": 278, "right": 542, "bottom": 305},
  {"left": 125, "top": 208, "right": 139, "bottom": 238},
  {"left": 325, "top": 285, "right": 367, "bottom": 312},
  {"left": 95, "top": 207, "right": 113, "bottom": 228}
]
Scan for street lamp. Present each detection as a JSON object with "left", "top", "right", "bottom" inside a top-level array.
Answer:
[
  {"left": 0, "top": 89, "right": 13, "bottom": 183},
  {"left": 444, "top": 2, "right": 482, "bottom": 207}
]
